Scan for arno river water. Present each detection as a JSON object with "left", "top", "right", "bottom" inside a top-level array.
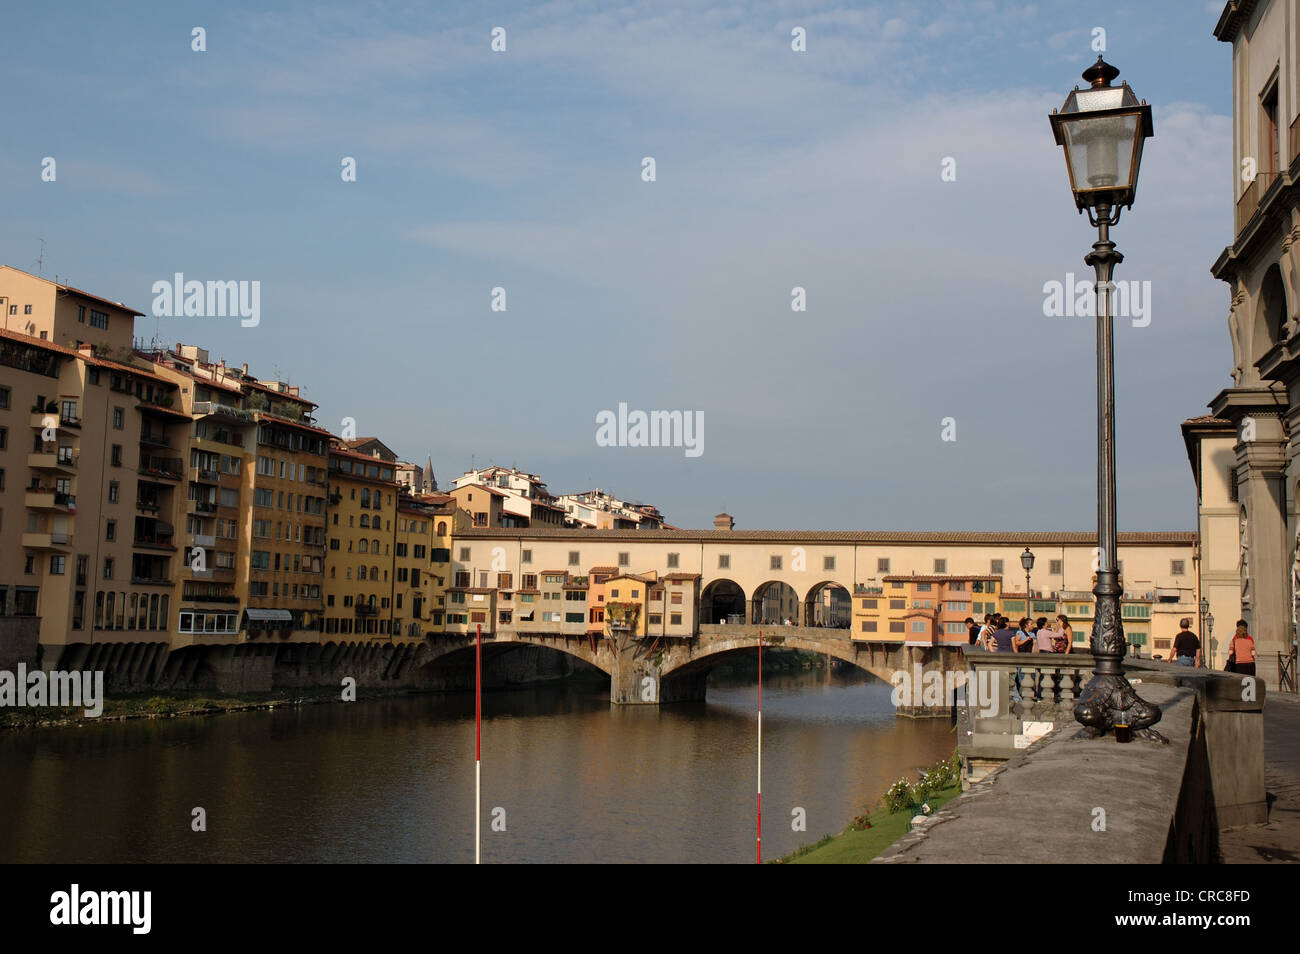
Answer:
[{"left": 0, "top": 665, "right": 955, "bottom": 864}]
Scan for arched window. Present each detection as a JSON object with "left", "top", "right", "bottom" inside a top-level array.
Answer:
[
  {"left": 371, "top": 565, "right": 379, "bottom": 579},
  {"left": 359, "top": 539, "right": 369, "bottom": 553},
  {"left": 359, "top": 566, "right": 367, "bottom": 580},
  {"left": 360, "top": 514, "right": 370, "bottom": 528},
  {"left": 437, "top": 521, "right": 447, "bottom": 535},
  {"left": 372, "top": 539, "right": 380, "bottom": 553}
]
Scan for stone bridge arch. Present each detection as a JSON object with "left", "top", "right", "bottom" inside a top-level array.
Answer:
[
  {"left": 750, "top": 580, "right": 800, "bottom": 625},
  {"left": 700, "top": 578, "right": 747, "bottom": 625},
  {"left": 802, "top": 580, "right": 852, "bottom": 630}
]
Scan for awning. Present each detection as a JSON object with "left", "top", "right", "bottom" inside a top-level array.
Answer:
[{"left": 245, "top": 608, "right": 293, "bottom": 622}]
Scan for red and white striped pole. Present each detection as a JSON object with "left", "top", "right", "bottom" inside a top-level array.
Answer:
[
  {"left": 475, "top": 622, "right": 482, "bottom": 865},
  {"left": 757, "top": 629, "right": 762, "bottom": 865}
]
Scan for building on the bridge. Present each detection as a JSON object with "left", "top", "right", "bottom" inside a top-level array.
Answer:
[
  {"left": 449, "top": 528, "right": 1199, "bottom": 650},
  {"left": 1187, "top": 0, "right": 1300, "bottom": 686},
  {"left": 323, "top": 442, "right": 398, "bottom": 638}
]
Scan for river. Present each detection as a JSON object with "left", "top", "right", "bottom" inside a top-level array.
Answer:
[{"left": 0, "top": 666, "right": 955, "bottom": 863}]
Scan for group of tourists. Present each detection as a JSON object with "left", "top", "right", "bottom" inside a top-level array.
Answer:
[
  {"left": 967, "top": 611, "right": 1259, "bottom": 675},
  {"left": 1171, "top": 617, "right": 1256, "bottom": 675},
  {"left": 966, "top": 613, "right": 1075, "bottom": 654}
]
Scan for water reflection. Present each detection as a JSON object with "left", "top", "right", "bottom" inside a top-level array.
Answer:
[{"left": 0, "top": 668, "right": 954, "bottom": 863}]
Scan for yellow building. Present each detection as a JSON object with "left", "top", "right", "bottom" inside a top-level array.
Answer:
[{"left": 324, "top": 443, "right": 399, "bottom": 639}]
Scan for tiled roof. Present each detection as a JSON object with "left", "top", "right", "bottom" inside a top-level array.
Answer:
[
  {"left": 882, "top": 574, "right": 1002, "bottom": 583},
  {"left": 454, "top": 527, "right": 1196, "bottom": 544}
]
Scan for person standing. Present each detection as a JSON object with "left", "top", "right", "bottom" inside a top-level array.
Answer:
[
  {"left": 1056, "top": 615, "right": 1075, "bottom": 654},
  {"left": 1014, "top": 617, "right": 1035, "bottom": 653},
  {"left": 1228, "top": 621, "right": 1256, "bottom": 676},
  {"left": 1172, "top": 618, "right": 1201, "bottom": 668},
  {"left": 966, "top": 616, "right": 980, "bottom": 646},
  {"left": 1036, "top": 618, "right": 1061, "bottom": 653},
  {"left": 992, "top": 616, "right": 1017, "bottom": 653}
]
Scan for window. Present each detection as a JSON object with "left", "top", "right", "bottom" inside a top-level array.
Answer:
[
  {"left": 108, "top": 481, "right": 119, "bottom": 503},
  {"left": 889, "top": 599, "right": 905, "bottom": 610},
  {"left": 24, "top": 304, "right": 32, "bottom": 315},
  {"left": 105, "top": 520, "right": 116, "bottom": 541},
  {"left": 459, "top": 547, "right": 471, "bottom": 561},
  {"left": 521, "top": 548, "right": 531, "bottom": 563},
  {"left": 933, "top": 559, "right": 946, "bottom": 573},
  {"left": 889, "top": 621, "right": 905, "bottom": 633},
  {"left": 860, "top": 621, "right": 878, "bottom": 633},
  {"left": 77, "top": 305, "right": 85, "bottom": 323},
  {"left": 861, "top": 599, "right": 877, "bottom": 609},
  {"left": 1262, "top": 77, "right": 1280, "bottom": 177},
  {"left": 823, "top": 556, "right": 835, "bottom": 571},
  {"left": 916, "top": 583, "right": 932, "bottom": 592},
  {"left": 111, "top": 444, "right": 122, "bottom": 466},
  {"left": 990, "top": 559, "right": 1003, "bottom": 574},
  {"left": 498, "top": 573, "right": 512, "bottom": 589},
  {"left": 878, "top": 558, "right": 890, "bottom": 573},
  {"left": 1170, "top": 560, "right": 1185, "bottom": 576},
  {"left": 1049, "top": 559, "right": 1063, "bottom": 575},
  {"left": 103, "top": 558, "right": 114, "bottom": 579},
  {"left": 618, "top": 552, "right": 630, "bottom": 567},
  {"left": 911, "top": 621, "right": 926, "bottom": 633},
  {"left": 670, "top": 592, "right": 683, "bottom": 605},
  {"left": 670, "top": 613, "right": 682, "bottom": 625},
  {"left": 50, "top": 555, "right": 66, "bottom": 575},
  {"left": 770, "top": 555, "right": 782, "bottom": 570},
  {"left": 89, "top": 309, "right": 109, "bottom": 329},
  {"left": 0, "top": 387, "right": 8, "bottom": 409},
  {"left": 0, "top": 428, "right": 6, "bottom": 450},
  {"left": 666, "top": 553, "right": 679, "bottom": 568},
  {"left": 718, "top": 554, "right": 730, "bottom": 569},
  {"left": 568, "top": 551, "right": 580, "bottom": 566},
  {"left": 88, "top": 368, "right": 100, "bottom": 385}
]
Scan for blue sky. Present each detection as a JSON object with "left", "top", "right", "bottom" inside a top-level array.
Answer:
[{"left": 1, "top": 1, "right": 1236, "bottom": 530}]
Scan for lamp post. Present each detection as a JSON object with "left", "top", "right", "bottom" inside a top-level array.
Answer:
[
  {"left": 1206, "top": 612, "right": 1215, "bottom": 670},
  {"left": 1199, "top": 597, "right": 1209, "bottom": 665},
  {"left": 1049, "top": 57, "right": 1162, "bottom": 739},
  {"left": 1021, "top": 547, "right": 1035, "bottom": 623}
]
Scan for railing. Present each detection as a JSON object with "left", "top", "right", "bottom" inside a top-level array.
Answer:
[
  {"left": 1236, "top": 176, "right": 1260, "bottom": 235},
  {"left": 130, "top": 576, "right": 173, "bottom": 585},
  {"left": 1280, "top": 649, "right": 1297, "bottom": 694},
  {"left": 139, "top": 433, "right": 171, "bottom": 448},
  {"left": 60, "top": 415, "right": 81, "bottom": 429},
  {"left": 192, "top": 500, "right": 218, "bottom": 513},
  {"left": 1291, "top": 114, "right": 1300, "bottom": 167},
  {"left": 355, "top": 604, "right": 379, "bottom": 617}
]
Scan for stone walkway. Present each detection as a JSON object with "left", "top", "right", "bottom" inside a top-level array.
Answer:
[{"left": 1219, "top": 690, "right": 1300, "bottom": 863}]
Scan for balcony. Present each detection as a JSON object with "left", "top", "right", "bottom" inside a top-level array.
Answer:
[
  {"left": 28, "top": 452, "right": 76, "bottom": 472},
  {"left": 24, "top": 490, "right": 74, "bottom": 510},
  {"left": 29, "top": 411, "right": 58, "bottom": 429},
  {"left": 21, "top": 531, "right": 70, "bottom": 549},
  {"left": 193, "top": 401, "right": 256, "bottom": 425},
  {"left": 130, "top": 576, "right": 173, "bottom": 586},
  {"left": 138, "top": 457, "right": 183, "bottom": 481},
  {"left": 190, "top": 500, "right": 218, "bottom": 514},
  {"left": 139, "top": 433, "right": 171, "bottom": 449},
  {"left": 190, "top": 533, "right": 217, "bottom": 549},
  {"left": 355, "top": 604, "right": 379, "bottom": 617},
  {"left": 192, "top": 469, "right": 220, "bottom": 484},
  {"left": 1235, "top": 176, "right": 1260, "bottom": 236}
]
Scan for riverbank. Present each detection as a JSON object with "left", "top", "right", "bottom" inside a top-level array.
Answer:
[
  {"left": 774, "top": 751, "right": 961, "bottom": 864},
  {"left": 0, "top": 684, "right": 420, "bottom": 730}
]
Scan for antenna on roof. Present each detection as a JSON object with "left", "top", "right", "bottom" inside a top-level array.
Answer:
[{"left": 35, "top": 238, "right": 45, "bottom": 277}]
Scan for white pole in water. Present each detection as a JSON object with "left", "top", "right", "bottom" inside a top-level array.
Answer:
[
  {"left": 757, "top": 630, "right": 762, "bottom": 865},
  {"left": 475, "top": 622, "right": 482, "bottom": 865}
]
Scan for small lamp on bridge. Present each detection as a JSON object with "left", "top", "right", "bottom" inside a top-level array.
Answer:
[{"left": 1020, "top": 547, "right": 1035, "bottom": 616}]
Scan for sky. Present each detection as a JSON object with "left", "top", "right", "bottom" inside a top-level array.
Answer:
[{"left": 0, "top": 1, "right": 1237, "bottom": 531}]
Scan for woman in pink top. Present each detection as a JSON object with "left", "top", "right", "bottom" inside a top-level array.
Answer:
[{"left": 1229, "top": 621, "right": 1256, "bottom": 676}]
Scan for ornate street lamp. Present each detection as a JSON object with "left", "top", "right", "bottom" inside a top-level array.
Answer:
[
  {"left": 1206, "top": 612, "right": 1215, "bottom": 669},
  {"left": 1049, "top": 57, "right": 1162, "bottom": 739},
  {"left": 1021, "top": 547, "right": 1035, "bottom": 621}
]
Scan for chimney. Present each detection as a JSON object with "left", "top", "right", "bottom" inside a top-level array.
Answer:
[
  {"left": 714, "top": 513, "right": 734, "bottom": 531},
  {"left": 241, "top": 363, "right": 248, "bottom": 375}
]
